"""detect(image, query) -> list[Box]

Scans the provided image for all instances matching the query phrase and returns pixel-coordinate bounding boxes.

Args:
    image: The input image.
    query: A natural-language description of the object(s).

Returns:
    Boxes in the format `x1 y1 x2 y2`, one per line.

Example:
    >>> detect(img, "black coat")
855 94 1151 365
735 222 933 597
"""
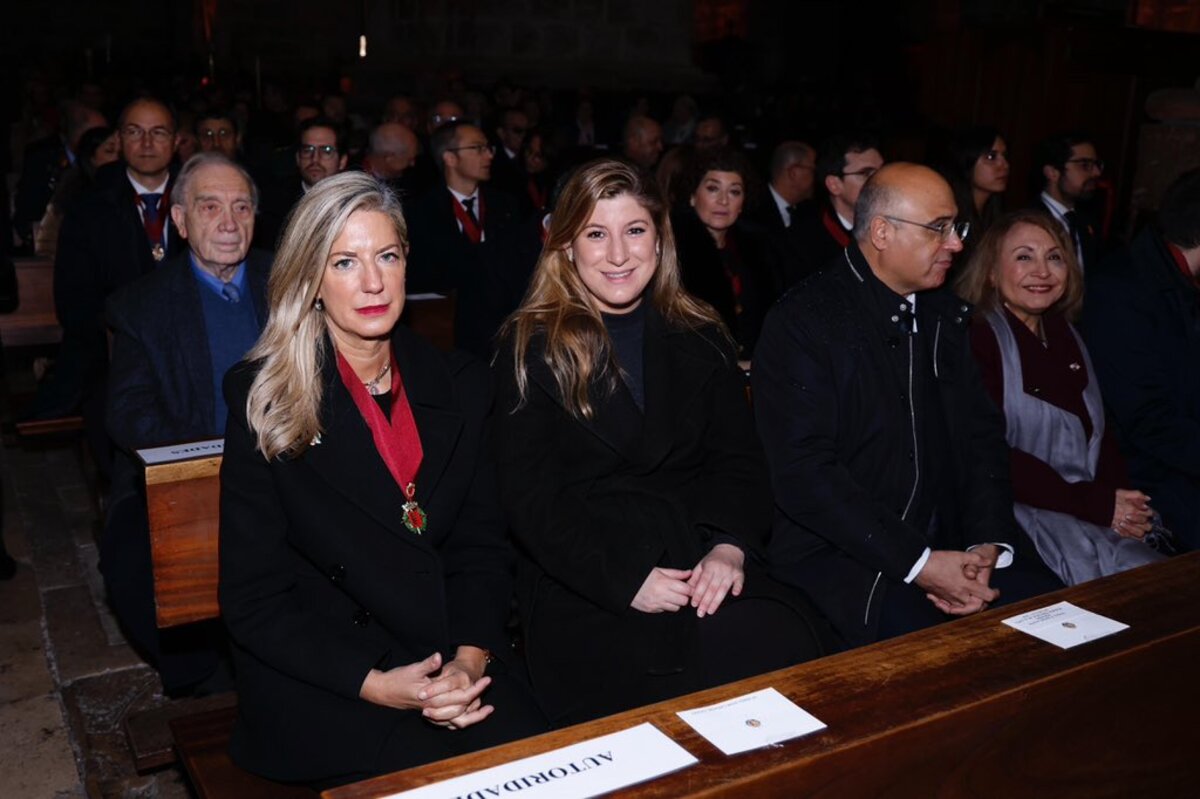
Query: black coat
405 183 528 357
219 326 518 781
753 244 1020 646
55 161 181 346
1081 229 1200 550
105 250 271 507
491 309 805 723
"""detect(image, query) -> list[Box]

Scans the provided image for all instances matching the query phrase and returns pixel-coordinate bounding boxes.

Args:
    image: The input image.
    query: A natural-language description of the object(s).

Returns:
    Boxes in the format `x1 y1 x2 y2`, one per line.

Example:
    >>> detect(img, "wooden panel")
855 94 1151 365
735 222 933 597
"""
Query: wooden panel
0 257 61 347
326 553 1200 799
146 455 223 628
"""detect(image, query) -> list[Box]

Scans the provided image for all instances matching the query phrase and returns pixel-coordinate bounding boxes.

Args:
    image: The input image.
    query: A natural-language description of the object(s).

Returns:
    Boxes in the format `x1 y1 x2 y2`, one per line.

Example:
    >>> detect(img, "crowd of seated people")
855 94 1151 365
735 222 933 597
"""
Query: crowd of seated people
2 72 1197 789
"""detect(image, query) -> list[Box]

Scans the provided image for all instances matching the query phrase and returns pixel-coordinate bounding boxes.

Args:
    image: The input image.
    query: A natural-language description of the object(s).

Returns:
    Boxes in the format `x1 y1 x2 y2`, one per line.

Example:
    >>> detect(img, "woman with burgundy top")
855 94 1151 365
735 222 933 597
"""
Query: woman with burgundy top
955 209 1165 585
218 172 543 788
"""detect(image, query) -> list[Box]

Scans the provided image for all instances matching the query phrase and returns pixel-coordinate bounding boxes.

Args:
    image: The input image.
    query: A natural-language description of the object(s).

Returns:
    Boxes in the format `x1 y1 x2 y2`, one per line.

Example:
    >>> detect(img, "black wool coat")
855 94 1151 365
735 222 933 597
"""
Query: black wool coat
491 308 794 724
219 326 516 782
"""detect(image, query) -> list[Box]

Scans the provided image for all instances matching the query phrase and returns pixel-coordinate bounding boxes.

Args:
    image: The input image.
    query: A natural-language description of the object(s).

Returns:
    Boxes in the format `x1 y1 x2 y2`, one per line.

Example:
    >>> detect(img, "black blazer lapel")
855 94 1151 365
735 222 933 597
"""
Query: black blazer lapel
393 327 462 507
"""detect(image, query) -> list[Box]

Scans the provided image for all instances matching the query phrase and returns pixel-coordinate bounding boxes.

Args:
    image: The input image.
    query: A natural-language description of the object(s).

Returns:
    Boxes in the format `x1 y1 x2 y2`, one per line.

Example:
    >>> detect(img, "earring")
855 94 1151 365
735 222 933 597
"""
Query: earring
314 298 325 311
566 250 575 263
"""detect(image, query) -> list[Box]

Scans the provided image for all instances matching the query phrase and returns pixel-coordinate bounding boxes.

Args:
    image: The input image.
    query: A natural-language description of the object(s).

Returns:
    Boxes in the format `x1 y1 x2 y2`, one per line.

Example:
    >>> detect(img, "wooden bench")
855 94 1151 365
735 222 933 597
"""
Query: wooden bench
142 451 317 798
325 553 1200 799
0 257 62 348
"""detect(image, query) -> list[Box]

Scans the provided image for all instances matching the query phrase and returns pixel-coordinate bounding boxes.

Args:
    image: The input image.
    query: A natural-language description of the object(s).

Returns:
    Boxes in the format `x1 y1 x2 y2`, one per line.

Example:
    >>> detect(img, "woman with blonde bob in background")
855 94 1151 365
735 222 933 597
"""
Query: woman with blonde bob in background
492 159 826 727
219 172 544 789
956 209 1166 586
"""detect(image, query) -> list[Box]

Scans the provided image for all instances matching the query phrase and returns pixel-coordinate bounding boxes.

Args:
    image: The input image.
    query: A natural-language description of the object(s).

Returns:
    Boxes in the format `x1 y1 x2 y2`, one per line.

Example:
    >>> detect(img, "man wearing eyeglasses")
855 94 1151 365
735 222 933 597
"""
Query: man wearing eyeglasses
256 116 347 249
195 111 241 161
754 163 1061 648
45 98 182 466
784 133 884 288
407 120 523 356
1034 132 1103 271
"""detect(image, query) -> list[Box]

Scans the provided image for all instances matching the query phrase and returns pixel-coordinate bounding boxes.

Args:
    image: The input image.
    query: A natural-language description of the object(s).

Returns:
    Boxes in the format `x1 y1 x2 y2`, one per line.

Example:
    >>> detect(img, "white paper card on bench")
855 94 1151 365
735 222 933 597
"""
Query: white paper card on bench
136 438 224 466
1002 600 1129 649
676 687 826 756
381 723 697 799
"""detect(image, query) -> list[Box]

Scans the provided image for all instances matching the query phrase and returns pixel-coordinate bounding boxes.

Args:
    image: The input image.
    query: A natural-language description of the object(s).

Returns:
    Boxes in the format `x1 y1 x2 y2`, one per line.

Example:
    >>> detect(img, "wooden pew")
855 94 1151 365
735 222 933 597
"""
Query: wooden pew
0 257 62 348
142 450 317 798
325 552 1200 799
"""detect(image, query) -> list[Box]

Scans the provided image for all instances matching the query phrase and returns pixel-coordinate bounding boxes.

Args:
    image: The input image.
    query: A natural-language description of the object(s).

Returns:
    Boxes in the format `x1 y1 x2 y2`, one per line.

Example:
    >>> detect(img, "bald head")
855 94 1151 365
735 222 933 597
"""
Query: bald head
623 116 663 171
855 163 963 295
368 122 419 179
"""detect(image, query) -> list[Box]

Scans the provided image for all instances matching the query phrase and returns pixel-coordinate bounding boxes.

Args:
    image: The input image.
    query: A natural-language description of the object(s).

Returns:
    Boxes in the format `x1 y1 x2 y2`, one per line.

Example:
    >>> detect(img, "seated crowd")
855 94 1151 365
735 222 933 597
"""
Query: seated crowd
5 77 1198 789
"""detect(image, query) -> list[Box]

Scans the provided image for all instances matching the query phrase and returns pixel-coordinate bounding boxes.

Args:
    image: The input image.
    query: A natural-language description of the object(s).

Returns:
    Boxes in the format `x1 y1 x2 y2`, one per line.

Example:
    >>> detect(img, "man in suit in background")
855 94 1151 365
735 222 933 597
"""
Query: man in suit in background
1034 132 1103 272
102 152 271 696
745 140 817 293
406 120 524 356
41 97 181 469
786 133 884 287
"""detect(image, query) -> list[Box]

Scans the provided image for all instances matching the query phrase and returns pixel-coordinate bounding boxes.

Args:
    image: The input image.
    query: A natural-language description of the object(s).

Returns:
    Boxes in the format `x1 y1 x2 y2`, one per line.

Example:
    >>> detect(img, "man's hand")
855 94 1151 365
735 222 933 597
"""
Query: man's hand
915 549 999 616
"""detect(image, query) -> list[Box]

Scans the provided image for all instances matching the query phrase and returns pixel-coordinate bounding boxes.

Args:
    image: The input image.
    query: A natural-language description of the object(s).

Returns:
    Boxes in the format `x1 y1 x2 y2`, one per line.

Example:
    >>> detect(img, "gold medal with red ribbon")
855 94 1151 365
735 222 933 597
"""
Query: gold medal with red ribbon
336 349 427 534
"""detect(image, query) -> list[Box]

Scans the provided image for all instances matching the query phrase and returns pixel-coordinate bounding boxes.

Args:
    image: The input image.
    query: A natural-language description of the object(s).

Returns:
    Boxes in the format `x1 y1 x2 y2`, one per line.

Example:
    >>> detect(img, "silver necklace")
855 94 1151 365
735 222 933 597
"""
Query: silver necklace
364 361 392 395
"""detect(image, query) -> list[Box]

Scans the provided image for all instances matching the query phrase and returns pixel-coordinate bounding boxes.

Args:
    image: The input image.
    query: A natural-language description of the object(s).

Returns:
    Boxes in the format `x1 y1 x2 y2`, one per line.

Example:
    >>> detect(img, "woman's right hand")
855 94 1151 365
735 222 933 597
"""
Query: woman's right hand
1112 489 1153 539
631 567 693 613
359 652 446 711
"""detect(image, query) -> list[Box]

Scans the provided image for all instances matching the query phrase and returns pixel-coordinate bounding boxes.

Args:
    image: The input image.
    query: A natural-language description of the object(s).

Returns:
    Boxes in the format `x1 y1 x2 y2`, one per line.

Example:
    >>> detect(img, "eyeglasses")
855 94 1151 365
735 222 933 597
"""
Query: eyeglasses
1064 157 1104 173
448 143 496 156
841 166 879 180
200 128 235 140
884 215 970 243
122 125 174 143
299 144 339 159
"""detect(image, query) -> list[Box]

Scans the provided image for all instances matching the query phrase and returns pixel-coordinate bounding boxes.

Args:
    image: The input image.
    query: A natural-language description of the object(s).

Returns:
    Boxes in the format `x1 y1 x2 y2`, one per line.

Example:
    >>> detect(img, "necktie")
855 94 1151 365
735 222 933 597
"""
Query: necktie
461 197 479 228
140 193 162 225
1064 210 1084 265
786 204 801 228
221 282 240 303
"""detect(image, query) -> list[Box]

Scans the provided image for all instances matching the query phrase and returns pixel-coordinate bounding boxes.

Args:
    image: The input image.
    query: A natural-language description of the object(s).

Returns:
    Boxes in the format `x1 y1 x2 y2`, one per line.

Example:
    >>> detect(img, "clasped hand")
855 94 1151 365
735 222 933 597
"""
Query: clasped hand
916 545 1001 617
1112 489 1153 539
359 649 493 730
630 543 745 618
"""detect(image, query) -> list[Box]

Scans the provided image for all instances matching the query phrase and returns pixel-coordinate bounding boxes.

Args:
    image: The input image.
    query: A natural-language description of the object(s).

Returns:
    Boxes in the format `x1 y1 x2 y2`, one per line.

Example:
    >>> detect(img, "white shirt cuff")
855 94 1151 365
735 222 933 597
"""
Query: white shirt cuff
968 542 1014 569
904 547 932 584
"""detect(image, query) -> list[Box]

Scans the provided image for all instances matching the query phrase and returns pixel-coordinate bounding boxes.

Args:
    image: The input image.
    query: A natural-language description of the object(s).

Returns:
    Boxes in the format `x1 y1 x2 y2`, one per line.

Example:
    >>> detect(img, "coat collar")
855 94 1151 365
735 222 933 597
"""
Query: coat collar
300 326 462 546
527 305 723 463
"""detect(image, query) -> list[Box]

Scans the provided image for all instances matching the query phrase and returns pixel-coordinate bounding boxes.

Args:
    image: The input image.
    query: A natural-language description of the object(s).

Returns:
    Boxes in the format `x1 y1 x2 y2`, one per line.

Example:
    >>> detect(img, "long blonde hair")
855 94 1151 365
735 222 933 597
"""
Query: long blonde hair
246 172 408 459
500 158 721 419
954 208 1084 322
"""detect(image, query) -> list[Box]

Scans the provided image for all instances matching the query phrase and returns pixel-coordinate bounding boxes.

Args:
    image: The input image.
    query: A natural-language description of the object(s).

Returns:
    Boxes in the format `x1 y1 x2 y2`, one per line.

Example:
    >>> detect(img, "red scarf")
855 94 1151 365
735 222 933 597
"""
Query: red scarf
335 349 424 501
1167 242 1200 291
821 206 851 248
450 192 485 244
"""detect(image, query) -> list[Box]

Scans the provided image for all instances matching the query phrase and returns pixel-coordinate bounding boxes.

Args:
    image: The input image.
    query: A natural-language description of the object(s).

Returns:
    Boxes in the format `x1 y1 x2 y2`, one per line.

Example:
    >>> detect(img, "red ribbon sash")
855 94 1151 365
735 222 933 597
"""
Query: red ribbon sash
450 192 485 244
335 349 424 498
821 206 851 248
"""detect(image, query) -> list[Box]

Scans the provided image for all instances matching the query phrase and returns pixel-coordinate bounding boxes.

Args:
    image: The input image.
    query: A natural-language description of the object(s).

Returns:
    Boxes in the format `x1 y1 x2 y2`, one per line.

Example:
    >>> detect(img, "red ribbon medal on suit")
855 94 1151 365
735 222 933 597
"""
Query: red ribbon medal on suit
335 349 427 534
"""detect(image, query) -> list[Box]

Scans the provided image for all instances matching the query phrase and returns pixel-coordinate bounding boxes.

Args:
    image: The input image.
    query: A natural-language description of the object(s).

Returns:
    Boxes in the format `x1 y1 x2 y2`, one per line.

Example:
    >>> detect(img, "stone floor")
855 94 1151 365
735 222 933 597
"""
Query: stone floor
0 439 192 798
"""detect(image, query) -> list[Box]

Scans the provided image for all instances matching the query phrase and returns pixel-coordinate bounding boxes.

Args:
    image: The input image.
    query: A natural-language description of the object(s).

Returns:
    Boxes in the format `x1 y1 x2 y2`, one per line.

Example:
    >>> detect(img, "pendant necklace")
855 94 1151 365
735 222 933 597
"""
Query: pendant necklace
364 361 392 395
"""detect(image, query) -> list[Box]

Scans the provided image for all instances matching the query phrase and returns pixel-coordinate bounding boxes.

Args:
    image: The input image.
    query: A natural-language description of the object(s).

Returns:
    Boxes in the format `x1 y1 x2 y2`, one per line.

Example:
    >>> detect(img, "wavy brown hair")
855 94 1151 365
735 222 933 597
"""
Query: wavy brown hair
955 208 1084 322
245 172 408 459
500 158 721 419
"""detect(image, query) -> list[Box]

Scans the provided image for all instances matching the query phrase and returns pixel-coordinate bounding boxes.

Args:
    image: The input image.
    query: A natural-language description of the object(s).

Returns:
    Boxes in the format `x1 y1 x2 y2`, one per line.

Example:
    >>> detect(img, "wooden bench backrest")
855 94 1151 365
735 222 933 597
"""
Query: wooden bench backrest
0 257 62 347
145 455 223 628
